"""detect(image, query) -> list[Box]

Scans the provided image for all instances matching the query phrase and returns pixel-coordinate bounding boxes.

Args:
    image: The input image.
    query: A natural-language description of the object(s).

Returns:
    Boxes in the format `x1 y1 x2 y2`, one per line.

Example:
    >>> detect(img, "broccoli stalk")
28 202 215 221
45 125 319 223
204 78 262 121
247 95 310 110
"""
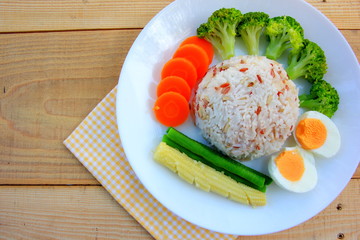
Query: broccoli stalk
299 79 340 118
197 8 242 60
236 12 269 55
286 39 327 82
265 16 304 60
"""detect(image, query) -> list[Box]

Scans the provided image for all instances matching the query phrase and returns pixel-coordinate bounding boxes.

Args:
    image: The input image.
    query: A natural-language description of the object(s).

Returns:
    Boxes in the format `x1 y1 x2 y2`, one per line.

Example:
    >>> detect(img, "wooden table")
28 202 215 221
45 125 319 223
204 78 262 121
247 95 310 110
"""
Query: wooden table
1 0 359 239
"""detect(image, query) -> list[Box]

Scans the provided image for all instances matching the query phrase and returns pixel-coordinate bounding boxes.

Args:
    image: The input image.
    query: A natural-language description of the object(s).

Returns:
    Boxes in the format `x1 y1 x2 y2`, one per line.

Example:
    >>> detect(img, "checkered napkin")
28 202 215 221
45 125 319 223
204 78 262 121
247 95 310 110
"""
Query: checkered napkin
63 86 237 240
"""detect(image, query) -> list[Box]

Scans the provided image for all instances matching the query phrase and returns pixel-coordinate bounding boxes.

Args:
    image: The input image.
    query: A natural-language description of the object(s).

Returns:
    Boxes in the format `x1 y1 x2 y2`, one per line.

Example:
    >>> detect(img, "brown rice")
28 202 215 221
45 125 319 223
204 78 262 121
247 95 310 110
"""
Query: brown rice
192 55 299 161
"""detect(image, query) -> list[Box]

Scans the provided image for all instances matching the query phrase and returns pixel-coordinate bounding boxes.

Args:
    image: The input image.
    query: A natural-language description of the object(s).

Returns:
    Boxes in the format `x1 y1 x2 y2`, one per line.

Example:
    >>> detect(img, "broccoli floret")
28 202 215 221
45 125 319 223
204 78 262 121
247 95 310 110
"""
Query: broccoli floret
236 12 269 55
197 8 242 60
286 39 327 82
299 79 340 118
265 16 304 60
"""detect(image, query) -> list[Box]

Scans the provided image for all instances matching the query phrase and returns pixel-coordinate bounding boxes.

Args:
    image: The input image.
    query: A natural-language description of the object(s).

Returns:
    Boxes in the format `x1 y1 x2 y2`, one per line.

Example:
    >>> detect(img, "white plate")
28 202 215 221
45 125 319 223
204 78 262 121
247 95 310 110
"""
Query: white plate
116 0 360 235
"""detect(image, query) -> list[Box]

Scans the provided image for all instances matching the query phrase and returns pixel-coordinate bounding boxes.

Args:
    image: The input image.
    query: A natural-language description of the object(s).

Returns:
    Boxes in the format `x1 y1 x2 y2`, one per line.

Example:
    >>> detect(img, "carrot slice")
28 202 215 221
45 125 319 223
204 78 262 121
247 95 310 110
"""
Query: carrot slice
157 76 191 101
153 92 189 127
161 58 197 88
180 36 214 65
173 44 209 80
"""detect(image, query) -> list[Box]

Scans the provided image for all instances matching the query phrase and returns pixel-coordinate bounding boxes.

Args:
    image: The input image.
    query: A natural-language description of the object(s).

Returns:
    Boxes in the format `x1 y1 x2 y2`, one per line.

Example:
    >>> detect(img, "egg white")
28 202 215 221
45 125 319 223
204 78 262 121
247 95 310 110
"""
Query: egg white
294 111 341 158
268 146 317 193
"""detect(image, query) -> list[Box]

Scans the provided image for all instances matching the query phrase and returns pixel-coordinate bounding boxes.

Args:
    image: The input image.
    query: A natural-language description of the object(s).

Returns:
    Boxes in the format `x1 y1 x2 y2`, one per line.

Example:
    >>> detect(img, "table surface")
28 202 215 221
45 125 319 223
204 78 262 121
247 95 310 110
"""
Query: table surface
1 0 359 239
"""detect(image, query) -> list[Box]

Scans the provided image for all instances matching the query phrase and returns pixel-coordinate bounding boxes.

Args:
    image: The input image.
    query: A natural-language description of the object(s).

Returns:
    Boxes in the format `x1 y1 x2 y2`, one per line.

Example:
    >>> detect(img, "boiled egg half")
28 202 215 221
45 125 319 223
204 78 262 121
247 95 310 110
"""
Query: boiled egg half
294 111 341 158
268 146 317 193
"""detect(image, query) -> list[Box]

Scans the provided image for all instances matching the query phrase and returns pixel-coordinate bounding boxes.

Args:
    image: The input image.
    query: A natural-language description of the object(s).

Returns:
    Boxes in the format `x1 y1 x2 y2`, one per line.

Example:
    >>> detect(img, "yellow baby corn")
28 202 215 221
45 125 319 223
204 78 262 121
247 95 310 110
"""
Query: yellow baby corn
154 142 266 206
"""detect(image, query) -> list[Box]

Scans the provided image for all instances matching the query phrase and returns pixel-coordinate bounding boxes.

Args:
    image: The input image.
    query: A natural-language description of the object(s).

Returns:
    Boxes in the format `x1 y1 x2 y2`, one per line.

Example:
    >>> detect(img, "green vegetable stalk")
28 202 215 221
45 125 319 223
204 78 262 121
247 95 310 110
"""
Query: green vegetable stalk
164 127 273 188
265 16 304 60
299 79 340 118
286 39 327 82
197 8 243 60
236 12 269 56
162 135 267 192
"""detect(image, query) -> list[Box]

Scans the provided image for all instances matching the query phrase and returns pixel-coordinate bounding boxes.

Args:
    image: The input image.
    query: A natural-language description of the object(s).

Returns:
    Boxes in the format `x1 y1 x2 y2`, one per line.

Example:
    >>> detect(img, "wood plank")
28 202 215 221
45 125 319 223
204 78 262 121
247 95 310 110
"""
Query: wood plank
0 29 140 185
306 0 360 29
0 29 359 185
0 0 359 32
0 180 359 239
0 0 174 32
0 186 153 240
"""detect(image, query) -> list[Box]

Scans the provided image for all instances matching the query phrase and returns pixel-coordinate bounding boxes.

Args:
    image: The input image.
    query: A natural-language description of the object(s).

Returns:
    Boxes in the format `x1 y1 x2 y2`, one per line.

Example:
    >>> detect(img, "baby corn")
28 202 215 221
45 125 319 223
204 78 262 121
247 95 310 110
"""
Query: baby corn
154 142 266 206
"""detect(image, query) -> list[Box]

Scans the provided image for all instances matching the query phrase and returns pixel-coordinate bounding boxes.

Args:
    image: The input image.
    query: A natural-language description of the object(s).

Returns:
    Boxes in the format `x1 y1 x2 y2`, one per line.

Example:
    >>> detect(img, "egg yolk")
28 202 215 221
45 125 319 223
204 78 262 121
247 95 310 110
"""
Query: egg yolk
275 149 305 182
296 118 327 150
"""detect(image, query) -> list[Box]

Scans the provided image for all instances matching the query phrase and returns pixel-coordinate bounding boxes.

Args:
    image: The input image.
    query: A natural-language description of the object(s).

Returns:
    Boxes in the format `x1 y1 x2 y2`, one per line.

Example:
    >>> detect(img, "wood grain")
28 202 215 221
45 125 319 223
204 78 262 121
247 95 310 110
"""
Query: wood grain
0 186 154 240
0 0 359 33
0 181 359 239
0 0 174 32
306 0 360 29
0 30 140 185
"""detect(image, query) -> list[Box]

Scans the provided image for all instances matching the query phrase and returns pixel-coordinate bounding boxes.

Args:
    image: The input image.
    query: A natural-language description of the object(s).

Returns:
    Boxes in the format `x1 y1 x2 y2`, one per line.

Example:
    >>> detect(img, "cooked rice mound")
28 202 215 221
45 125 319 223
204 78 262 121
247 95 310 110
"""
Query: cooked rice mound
192 55 299 161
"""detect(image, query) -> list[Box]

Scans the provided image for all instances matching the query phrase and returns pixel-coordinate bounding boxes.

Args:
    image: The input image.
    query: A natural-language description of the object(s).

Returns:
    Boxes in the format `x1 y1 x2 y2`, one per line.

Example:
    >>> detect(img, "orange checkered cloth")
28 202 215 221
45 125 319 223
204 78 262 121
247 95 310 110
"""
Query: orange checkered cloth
63 86 236 240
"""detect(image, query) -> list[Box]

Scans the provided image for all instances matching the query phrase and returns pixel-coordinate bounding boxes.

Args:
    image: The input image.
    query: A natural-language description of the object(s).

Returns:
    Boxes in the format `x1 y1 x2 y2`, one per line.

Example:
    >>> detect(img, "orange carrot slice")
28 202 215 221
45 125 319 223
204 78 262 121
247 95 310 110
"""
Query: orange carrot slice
173 44 209 80
180 36 214 65
157 76 191 101
153 92 189 127
161 58 197 88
